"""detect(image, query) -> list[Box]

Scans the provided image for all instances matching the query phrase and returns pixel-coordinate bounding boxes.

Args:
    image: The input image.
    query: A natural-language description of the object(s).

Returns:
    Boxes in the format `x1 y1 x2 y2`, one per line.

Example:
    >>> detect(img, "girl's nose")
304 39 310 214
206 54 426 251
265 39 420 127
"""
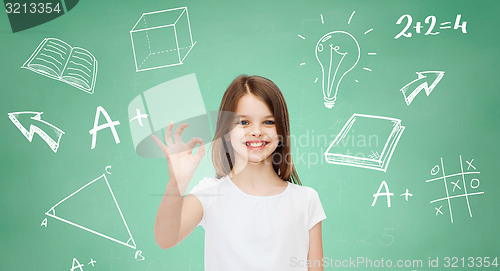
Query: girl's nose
250 125 263 137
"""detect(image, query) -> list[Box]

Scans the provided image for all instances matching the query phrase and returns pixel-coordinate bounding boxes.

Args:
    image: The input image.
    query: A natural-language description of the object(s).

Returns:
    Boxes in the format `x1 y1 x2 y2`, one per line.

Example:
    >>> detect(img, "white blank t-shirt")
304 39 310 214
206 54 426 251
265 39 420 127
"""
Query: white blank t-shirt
188 176 326 271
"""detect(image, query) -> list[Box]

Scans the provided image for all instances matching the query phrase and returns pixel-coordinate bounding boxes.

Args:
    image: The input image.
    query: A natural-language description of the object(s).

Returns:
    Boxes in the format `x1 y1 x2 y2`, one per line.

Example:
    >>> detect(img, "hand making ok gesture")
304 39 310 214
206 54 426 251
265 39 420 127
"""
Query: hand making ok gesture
152 122 205 194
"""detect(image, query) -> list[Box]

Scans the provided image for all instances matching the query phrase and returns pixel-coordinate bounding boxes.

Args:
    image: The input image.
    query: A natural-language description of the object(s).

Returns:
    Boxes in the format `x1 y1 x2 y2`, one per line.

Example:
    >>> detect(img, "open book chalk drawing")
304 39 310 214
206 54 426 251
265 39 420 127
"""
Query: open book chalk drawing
22 38 98 94
324 113 405 172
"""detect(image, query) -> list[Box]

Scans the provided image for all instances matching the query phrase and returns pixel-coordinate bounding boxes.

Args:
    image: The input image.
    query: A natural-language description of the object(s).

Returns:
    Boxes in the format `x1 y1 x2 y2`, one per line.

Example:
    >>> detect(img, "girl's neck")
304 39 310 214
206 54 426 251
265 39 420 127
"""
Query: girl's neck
229 158 285 189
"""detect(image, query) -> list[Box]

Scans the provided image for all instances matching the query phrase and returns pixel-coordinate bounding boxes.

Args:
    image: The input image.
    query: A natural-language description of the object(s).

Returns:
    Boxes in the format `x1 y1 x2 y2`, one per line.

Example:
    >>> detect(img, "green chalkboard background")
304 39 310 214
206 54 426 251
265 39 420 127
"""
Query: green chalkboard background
1 0 499 270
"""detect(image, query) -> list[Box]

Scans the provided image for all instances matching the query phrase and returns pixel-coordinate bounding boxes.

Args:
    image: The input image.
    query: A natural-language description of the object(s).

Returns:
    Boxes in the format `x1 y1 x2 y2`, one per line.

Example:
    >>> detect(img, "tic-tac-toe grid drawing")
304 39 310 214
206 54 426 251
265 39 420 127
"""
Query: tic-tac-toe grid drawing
425 156 484 223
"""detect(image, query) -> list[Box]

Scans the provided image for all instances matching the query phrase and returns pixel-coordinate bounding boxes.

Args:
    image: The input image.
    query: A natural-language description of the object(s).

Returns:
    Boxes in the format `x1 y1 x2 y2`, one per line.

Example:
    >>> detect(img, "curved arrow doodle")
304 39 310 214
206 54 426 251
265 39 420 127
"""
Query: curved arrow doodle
8 111 65 153
400 71 445 105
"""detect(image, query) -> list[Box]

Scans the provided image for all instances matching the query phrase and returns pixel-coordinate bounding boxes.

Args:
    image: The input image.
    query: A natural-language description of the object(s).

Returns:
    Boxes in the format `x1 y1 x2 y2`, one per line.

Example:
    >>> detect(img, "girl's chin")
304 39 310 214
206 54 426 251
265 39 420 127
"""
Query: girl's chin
247 158 269 164
233 147 276 164
235 155 272 165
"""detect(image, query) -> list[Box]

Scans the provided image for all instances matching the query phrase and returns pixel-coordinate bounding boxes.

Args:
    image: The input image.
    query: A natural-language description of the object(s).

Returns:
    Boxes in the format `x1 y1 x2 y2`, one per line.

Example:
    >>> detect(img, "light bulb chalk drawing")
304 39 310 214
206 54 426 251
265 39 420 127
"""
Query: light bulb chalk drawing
297 12 376 106
315 31 360 109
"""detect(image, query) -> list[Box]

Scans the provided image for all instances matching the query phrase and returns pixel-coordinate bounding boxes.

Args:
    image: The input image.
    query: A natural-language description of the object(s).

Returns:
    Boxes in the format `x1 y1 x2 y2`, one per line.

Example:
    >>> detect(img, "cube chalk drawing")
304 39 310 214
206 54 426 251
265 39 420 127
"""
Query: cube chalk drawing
130 7 196 72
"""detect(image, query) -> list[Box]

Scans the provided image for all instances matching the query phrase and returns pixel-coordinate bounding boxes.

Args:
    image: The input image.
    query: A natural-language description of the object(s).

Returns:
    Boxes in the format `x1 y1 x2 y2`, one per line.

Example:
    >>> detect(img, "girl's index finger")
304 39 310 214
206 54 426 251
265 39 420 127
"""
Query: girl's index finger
173 123 189 144
151 135 168 154
194 141 205 162
185 137 203 149
164 122 174 145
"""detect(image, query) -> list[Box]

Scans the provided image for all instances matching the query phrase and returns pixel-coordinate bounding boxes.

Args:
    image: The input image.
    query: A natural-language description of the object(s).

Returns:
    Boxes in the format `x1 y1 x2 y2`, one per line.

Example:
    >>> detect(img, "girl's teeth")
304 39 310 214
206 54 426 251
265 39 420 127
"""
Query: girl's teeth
247 142 266 147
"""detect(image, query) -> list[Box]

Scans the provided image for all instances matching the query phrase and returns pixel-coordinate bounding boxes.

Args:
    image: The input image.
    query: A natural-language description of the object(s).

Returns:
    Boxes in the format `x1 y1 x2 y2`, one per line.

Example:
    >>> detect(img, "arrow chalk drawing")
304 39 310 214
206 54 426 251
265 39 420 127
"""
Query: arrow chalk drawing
400 71 444 105
8 111 65 153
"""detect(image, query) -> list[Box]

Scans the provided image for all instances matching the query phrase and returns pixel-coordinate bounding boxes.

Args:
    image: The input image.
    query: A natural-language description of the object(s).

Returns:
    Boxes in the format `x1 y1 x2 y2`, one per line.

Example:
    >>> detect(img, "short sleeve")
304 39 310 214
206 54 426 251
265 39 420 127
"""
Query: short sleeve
308 189 327 230
187 177 218 227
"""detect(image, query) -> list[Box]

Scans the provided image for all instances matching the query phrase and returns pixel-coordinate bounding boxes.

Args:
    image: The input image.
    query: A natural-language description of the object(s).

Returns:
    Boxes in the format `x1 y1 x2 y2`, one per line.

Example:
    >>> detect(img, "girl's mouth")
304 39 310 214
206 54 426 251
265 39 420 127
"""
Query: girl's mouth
244 141 269 150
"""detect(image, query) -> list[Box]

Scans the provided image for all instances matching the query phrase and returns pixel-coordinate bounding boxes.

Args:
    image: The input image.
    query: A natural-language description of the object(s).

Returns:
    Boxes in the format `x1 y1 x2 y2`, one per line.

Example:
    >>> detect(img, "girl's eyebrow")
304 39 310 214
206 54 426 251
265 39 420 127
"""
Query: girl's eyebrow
238 114 274 118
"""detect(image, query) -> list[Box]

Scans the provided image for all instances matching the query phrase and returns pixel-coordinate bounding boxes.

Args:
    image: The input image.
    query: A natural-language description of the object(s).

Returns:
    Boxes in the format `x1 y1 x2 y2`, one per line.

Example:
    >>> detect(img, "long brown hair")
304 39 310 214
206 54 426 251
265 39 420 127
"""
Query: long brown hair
211 75 301 185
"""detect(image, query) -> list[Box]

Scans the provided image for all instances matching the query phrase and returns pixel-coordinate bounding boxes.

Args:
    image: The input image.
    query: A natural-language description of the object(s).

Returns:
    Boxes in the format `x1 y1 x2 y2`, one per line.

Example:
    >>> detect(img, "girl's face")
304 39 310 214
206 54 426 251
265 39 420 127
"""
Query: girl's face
229 94 280 165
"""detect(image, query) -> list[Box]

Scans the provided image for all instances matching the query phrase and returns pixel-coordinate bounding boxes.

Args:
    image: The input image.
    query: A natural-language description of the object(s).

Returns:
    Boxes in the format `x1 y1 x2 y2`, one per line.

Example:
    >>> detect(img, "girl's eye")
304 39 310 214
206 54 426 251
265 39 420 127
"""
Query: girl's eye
264 120 275 125
238 120 249 125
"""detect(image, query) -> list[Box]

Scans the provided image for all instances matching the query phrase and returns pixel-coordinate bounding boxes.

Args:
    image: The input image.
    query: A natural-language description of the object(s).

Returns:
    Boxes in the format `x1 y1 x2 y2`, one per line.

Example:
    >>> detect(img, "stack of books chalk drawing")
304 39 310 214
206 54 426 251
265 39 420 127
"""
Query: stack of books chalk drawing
324 113 405 172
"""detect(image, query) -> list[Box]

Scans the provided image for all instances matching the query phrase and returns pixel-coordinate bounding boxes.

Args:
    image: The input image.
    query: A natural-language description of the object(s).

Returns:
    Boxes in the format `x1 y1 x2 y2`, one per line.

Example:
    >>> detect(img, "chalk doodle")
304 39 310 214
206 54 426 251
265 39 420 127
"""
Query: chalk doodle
8 111 64 153
22 38 97 94
400 189 413 201
371 181 413 207
135 250 145 261
70 258 84 271
395 14 467 39
45 167 137 249
425 156 484 223
89 106 121 150
298 11 376 108
400 71 444 105
129 109 149 127
324 114 405 172
69 257 96 271
315 30 360 108
130 7 196 72
372 181 394 207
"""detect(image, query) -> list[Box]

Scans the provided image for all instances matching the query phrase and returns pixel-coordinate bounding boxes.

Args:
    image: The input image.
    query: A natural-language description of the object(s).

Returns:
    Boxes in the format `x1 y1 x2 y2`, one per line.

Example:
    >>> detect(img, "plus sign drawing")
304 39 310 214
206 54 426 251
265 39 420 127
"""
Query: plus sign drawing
425 156 484 223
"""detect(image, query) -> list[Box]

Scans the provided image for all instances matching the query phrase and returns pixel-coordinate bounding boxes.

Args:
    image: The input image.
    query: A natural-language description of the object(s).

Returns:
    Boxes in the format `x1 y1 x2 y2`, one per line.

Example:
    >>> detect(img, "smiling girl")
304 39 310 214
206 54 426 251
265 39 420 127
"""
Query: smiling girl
153 75 326 271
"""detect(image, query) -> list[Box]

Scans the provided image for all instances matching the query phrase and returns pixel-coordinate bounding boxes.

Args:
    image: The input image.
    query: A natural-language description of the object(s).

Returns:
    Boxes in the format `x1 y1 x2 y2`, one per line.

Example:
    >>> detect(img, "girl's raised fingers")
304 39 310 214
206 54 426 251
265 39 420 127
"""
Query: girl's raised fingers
194 142 205 161
164 122 174 145
173 123 189 144
185 137 203 149
151 135 168 154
